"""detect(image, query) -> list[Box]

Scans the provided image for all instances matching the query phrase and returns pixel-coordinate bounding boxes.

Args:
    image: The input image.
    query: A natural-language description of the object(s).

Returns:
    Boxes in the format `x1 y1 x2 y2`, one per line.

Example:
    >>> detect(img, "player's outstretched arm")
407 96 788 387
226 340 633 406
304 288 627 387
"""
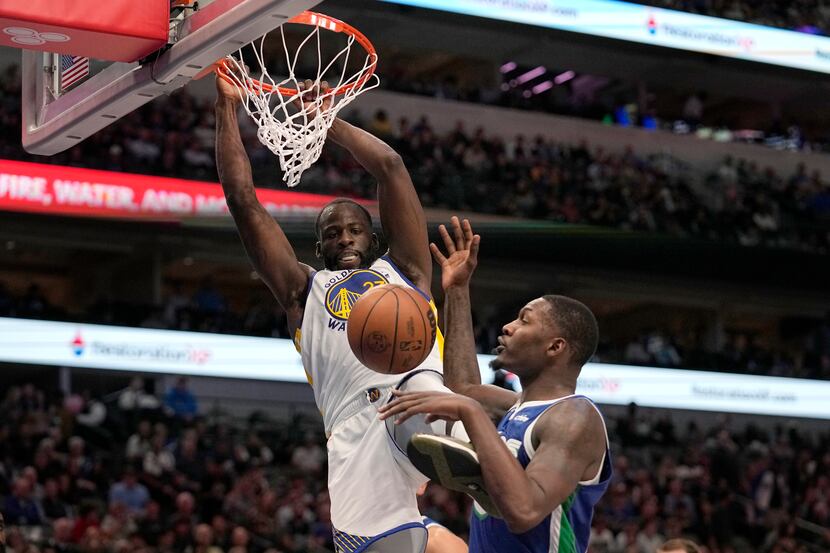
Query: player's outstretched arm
215 76 310 333
380 392 605 535
431 217 517 415
327 118 431 292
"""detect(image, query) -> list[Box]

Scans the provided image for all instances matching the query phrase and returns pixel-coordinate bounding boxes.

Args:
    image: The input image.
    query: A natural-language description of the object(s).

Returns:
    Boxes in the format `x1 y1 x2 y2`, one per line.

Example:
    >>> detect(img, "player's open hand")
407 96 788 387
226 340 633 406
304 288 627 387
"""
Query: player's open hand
378 389 479 425
430 216 480 291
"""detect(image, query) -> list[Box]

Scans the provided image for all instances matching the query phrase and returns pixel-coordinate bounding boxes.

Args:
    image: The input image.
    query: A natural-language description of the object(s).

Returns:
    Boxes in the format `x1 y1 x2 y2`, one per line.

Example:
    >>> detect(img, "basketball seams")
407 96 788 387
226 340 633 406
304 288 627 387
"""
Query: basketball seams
400 286 430 364
347 283 435 374
387 290 401 374
356 287 393 365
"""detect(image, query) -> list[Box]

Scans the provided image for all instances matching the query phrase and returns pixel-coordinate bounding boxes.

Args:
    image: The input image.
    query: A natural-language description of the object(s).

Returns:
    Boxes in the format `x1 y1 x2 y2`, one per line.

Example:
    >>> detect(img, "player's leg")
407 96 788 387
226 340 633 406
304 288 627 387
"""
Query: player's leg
362 526 428 553
329 406 429 553
384 370 498 515
424 517 468 553
385 370 470 448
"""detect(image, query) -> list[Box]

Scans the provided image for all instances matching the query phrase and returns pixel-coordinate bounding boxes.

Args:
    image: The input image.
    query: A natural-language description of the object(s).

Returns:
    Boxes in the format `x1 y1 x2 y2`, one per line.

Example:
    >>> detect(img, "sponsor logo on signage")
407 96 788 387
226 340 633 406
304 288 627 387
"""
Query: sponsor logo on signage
577 377 621 393
71 332 85 356
3 27 70 46
68 329 212 365
658 23 754 51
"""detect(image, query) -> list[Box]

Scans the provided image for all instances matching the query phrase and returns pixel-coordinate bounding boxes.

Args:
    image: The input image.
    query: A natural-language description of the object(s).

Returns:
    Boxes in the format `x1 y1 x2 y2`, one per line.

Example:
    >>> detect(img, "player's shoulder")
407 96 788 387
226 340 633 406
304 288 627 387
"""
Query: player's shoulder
534 396 605 446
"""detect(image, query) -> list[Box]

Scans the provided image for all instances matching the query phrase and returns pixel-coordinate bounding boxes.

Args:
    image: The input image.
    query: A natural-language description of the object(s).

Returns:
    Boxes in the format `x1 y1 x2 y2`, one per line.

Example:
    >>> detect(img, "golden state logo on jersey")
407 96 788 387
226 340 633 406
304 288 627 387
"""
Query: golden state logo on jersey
324 269 389 330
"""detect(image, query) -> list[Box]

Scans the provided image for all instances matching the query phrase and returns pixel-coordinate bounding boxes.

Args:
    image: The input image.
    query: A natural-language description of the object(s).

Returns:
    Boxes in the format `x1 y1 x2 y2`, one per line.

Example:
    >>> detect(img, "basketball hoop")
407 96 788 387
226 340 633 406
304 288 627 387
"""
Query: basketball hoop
216 11 379 188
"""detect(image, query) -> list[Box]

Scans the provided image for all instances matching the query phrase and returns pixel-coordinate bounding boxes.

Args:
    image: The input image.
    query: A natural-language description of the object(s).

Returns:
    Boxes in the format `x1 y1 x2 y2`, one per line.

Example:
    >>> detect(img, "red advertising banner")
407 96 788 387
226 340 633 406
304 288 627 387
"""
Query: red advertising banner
0 159 350 221
1 0 168 62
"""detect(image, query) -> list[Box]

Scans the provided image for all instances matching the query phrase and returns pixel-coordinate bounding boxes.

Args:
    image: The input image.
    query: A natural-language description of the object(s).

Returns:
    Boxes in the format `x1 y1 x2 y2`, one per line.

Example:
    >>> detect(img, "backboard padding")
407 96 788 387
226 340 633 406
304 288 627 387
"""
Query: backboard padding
21 0 321 155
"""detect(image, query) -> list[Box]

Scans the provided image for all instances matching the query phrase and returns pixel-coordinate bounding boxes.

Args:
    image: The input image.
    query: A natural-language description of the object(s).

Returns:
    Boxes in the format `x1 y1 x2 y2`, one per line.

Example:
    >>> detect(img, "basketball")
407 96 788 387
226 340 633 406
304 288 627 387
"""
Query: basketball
347 284 437 375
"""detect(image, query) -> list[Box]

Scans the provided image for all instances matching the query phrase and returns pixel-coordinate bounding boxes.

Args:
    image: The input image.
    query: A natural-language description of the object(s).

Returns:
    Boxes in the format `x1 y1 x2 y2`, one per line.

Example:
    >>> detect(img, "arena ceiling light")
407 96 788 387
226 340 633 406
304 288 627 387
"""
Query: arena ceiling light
531 80 554 95
554 70 576 85
515 65 547 85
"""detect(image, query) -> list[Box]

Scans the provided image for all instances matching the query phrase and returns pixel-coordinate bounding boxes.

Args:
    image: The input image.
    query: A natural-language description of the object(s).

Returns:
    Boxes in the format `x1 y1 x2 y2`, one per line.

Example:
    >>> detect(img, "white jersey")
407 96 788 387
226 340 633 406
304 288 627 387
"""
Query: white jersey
297 254 442 434
296 255 445 536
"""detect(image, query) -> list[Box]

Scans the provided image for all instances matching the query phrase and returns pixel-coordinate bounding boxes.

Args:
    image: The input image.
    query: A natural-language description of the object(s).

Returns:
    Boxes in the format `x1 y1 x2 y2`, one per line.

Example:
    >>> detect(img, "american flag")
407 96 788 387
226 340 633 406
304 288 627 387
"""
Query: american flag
60 54 89 91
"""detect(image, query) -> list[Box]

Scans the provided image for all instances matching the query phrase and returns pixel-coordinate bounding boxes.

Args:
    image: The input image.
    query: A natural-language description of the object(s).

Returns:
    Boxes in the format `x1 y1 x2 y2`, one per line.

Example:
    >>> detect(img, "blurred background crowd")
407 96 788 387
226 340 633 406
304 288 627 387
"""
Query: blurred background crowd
0 381 827 553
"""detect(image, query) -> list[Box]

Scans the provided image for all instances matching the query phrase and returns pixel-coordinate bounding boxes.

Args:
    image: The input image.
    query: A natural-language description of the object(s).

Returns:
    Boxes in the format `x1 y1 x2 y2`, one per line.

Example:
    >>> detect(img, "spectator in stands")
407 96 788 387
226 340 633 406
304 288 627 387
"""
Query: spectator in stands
70 502 101 544
108 467 150 516
164 377 199 421
210 514 232 552
681 92 705 129
811 311 830 378
368 109 392 137
125 419 154 462
118 378 160 419
47 517 76 553
289 433 324 476
41 478 71 521
624 334 651 365
658 538 701 553
141 308 168 329
228 526 250 553
74 391 110 447
100 500 136 542
163 281 191 327
3 476 41 526
192 277 225 315
0 281 13 316
1 376 829 552
142 430 176 486
588 515 614 552
185 523 223 553
19 283 49 318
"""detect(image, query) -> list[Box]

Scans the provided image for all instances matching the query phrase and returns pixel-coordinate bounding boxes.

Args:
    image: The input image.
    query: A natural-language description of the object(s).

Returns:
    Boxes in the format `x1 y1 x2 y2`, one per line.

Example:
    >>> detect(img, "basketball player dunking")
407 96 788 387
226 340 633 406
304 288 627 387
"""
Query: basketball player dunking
380 218 612 553
215 78 479 552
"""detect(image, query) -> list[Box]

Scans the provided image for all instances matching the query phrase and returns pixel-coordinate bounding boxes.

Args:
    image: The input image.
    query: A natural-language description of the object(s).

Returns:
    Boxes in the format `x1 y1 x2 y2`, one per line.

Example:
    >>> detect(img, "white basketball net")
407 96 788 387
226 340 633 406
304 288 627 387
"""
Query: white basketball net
222 18 379 188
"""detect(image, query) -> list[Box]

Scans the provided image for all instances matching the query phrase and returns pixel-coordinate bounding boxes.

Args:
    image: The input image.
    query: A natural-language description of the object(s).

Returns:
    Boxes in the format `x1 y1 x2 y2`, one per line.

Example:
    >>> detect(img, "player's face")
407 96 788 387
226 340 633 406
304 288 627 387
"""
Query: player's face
491 298 558 377
316 205 378 270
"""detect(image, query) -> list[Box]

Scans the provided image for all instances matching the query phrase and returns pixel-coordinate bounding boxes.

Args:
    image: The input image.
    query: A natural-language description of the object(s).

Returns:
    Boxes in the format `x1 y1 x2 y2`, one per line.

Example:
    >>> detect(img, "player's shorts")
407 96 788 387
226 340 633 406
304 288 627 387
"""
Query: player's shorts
333 522 428 553
422 516 443 528
327 370 465 540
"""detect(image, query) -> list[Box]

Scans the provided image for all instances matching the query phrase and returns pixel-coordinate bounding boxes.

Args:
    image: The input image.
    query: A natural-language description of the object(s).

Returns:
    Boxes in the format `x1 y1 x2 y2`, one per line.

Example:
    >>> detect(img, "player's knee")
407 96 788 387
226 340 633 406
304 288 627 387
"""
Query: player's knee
385 370 468 453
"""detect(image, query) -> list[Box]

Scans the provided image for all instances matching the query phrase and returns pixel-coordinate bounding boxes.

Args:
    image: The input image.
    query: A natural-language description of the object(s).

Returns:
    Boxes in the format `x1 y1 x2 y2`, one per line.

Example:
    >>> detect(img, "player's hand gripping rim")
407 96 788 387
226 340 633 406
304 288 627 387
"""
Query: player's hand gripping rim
293 79 334 121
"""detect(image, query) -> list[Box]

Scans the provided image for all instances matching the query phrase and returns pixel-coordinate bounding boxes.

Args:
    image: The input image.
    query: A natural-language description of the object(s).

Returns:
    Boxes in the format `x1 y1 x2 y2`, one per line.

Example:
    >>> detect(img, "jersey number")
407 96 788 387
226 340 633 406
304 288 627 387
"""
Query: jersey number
362 280 386 290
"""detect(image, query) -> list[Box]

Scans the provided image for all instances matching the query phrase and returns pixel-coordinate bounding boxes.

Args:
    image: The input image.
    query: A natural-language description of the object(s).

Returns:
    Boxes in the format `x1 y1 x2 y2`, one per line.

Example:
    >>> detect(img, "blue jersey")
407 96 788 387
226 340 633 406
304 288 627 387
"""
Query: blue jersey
469 395 611 553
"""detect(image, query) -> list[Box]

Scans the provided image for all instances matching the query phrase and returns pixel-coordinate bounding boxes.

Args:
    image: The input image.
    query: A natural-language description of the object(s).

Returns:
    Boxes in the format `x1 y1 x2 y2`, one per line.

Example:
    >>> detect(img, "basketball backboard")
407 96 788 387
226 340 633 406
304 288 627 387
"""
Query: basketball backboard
20 0 321 155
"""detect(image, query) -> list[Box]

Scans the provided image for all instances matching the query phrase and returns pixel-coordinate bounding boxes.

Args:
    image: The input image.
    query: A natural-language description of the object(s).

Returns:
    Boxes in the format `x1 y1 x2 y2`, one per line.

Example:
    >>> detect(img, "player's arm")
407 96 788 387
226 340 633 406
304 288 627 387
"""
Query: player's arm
426 525 468 553
470 398 605 533
327 118 432 292
380 393 605 534
431 218 517 415
215 76 310 333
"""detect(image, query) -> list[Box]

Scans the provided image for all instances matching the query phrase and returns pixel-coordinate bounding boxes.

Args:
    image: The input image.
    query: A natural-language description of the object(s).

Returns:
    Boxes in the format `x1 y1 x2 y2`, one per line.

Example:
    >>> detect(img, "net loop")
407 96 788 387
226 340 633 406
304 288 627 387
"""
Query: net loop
216 11 379 188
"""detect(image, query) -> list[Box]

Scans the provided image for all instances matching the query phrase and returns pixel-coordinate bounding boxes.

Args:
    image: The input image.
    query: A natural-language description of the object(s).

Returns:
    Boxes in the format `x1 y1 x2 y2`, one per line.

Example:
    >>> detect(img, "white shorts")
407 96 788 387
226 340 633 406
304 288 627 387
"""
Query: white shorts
326 370 465 537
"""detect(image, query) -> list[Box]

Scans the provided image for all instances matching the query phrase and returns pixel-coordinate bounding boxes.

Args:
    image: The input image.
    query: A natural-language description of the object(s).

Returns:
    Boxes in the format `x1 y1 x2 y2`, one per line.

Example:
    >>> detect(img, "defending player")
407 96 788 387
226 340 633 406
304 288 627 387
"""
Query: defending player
215 78 478 552
380 217 612 553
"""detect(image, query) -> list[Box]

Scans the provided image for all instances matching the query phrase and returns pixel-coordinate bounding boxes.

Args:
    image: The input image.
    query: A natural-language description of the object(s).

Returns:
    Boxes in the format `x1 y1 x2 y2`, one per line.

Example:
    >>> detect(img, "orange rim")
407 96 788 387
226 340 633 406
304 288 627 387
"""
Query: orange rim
215 10 377 97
